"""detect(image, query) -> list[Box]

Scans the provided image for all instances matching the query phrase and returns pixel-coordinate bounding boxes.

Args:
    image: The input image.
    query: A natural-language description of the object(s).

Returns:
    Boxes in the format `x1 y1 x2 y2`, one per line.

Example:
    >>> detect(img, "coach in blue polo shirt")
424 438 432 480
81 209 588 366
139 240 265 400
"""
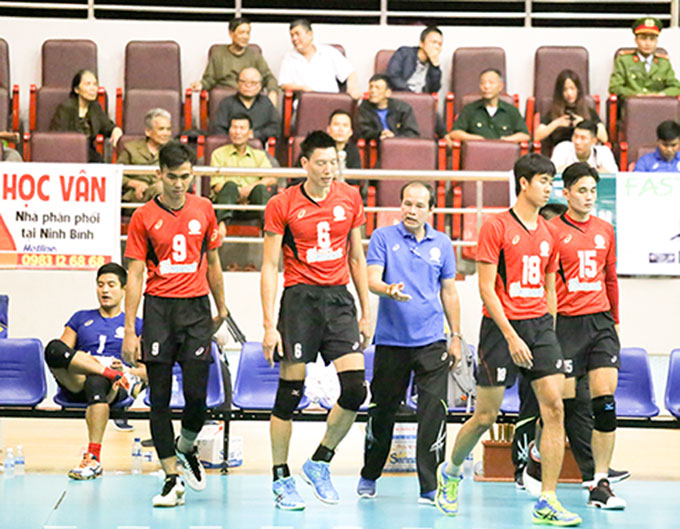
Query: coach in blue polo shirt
357 181 463 505
634 120 680 172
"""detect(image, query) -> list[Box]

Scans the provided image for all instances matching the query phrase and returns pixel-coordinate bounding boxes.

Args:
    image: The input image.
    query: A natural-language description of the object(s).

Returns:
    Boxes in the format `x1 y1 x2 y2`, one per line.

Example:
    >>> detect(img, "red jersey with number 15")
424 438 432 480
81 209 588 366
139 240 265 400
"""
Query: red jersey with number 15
125 194 221 298
264 181 365 287
550 213 619 323
476 210 558 320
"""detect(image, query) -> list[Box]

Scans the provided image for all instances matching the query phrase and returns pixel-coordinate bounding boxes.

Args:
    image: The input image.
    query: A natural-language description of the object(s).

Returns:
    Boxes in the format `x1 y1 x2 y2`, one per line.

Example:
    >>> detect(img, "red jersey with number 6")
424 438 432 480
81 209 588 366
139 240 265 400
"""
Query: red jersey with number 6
549 213 619 323
125 195 221 297
264 181 365 287
476 210 558 320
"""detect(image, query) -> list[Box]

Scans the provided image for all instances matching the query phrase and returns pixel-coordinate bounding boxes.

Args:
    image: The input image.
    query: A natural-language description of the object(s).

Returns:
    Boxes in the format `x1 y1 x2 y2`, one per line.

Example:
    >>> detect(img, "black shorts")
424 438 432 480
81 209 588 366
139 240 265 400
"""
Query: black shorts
142 294 213 364
276 284 362 365
556 311 620 378
476 314 565 387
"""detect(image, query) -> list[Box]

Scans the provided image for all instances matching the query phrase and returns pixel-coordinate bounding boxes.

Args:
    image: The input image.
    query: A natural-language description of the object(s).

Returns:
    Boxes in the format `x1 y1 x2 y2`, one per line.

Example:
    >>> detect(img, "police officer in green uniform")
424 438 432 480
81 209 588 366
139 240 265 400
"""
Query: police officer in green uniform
446 68 529 145
609 17 680 98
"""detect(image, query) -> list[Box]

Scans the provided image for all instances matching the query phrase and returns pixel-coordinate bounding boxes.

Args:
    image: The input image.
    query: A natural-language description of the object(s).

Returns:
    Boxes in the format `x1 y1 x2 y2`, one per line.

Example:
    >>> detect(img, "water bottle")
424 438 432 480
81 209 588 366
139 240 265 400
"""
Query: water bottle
14 445 25 476
463 453 474 480
131 438 143 474
3 447 14 479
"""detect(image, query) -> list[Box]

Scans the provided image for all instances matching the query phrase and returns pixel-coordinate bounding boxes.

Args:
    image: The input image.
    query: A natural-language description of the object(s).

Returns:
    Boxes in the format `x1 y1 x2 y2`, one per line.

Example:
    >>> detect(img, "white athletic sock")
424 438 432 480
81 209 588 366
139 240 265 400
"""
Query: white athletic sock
445 462 462 477
594 472 608 485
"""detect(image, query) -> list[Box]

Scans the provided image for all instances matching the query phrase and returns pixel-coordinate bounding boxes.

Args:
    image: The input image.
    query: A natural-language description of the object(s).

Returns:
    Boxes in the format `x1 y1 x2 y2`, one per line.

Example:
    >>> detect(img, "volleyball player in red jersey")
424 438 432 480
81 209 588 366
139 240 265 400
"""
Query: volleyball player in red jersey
436 154 582 526
261 131 371 510
549 162 625 510
122 141 228 507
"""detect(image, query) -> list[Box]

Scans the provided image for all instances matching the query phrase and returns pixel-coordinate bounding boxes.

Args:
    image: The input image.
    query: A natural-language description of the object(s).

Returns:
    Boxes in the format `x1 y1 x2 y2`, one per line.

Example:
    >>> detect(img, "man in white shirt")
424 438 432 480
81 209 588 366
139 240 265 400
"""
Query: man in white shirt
551 121 619 174
278 18 361 99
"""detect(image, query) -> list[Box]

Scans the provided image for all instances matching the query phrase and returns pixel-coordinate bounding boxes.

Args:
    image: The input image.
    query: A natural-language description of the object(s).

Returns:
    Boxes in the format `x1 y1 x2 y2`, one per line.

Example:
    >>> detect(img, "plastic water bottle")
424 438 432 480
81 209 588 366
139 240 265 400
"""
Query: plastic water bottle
14 445 25 476
131 438 143 474
3 447 14 479
463 453 474 479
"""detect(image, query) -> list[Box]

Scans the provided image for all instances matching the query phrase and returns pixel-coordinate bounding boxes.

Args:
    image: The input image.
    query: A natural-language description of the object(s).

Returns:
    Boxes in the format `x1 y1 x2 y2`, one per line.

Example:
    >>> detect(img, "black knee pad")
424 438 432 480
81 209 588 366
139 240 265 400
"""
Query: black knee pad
337 370 367 412
272 379 305 420
44 339 75 369
592 395 617 432
84 374 113 406
563 398 577 420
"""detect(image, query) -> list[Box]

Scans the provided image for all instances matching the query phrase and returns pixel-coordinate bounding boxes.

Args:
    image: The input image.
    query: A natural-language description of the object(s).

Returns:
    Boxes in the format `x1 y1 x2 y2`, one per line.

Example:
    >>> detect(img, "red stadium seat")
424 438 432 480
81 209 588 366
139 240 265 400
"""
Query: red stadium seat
42 39 97 87
374 49 395 74
25 132 89 163
390 91 439 140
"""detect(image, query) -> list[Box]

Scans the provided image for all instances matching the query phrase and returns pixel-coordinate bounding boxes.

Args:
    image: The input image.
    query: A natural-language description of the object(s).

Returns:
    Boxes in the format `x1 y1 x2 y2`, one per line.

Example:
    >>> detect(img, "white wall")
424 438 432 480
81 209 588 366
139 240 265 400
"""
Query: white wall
4 17 680 124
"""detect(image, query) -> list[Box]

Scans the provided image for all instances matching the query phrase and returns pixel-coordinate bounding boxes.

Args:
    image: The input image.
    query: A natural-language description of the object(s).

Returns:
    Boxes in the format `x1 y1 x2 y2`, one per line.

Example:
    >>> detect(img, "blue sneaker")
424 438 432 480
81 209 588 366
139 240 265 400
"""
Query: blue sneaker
435 462 461 516
418 490 436 506
301 458 339 504
532 493 582 526
357 477 377 499
272 476 305 511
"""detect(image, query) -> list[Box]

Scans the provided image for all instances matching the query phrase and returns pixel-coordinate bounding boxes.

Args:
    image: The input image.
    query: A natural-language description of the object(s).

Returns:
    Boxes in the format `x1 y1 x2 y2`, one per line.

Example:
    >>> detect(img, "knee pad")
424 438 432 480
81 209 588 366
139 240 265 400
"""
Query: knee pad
592 395 617 432
563 398 577 420
272 379 305 421
84 375 112 405
337 370 367 412
44 339 75 369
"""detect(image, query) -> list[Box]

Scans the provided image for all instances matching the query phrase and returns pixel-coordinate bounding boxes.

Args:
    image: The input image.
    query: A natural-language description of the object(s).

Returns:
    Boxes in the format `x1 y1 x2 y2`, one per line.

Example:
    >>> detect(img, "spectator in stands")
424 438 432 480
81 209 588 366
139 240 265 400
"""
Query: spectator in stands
210 67 281 143
386 26 443 94
43 263 144 480
210 114 276 237
357 74 419 141
118 108 172 203
327 109 361 170
551 121 618 174
446 69 529 145
534 69 607 153
279 19 361 100
634 120 680 172
50 70 123 162
609 17 680 99
192 17 279 107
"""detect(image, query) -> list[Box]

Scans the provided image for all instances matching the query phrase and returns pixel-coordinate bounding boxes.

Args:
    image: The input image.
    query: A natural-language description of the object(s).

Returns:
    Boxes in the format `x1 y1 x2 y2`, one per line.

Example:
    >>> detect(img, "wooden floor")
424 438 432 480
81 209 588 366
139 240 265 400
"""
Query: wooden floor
2 417 679 480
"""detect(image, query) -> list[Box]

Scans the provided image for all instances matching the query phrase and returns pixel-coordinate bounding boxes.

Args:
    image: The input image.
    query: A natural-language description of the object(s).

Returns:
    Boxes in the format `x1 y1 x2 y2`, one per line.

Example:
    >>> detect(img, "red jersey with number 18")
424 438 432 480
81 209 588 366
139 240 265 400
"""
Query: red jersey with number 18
476 210 558 320
125 194 221 298
264 181 365 287
549 213 619 323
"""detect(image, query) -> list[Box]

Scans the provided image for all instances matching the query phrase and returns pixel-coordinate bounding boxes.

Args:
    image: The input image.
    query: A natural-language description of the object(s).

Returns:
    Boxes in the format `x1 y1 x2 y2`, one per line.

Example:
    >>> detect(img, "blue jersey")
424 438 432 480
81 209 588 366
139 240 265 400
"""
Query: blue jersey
367 222 456 347
634 148 680 172
65 309 143 361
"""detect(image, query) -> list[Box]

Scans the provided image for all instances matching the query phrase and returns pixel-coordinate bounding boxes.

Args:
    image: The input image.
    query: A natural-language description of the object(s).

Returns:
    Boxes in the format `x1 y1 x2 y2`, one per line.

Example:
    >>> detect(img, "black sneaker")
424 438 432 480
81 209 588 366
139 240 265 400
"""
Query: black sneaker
588 478 626 510
112 418 134 432
582 468 631 488
515 466 525 490
175 437 206 491
522 442 542 498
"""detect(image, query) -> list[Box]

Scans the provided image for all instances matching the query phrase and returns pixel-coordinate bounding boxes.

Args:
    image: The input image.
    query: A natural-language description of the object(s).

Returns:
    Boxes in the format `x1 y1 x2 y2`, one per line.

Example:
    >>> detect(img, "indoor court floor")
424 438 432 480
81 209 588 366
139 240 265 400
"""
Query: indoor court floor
1 474 675 529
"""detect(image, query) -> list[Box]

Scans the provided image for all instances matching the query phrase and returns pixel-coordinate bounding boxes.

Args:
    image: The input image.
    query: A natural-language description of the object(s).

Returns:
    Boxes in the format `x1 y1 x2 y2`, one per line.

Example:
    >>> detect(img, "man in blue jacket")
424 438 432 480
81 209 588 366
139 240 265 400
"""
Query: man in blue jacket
387 26 443 94
634 120 680 172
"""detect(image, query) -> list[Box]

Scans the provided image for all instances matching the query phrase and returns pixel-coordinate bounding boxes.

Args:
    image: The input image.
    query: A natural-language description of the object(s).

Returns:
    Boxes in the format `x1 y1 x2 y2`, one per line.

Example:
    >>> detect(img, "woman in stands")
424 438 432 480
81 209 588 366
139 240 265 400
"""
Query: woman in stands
50 69 123 162
534 69 607 153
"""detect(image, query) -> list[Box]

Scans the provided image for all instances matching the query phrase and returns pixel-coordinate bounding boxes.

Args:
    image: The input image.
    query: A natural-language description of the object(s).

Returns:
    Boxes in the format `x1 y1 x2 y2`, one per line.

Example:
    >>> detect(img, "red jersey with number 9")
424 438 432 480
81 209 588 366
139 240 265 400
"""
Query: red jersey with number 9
476 210 558 320
264 182 365 287
124 194 221 297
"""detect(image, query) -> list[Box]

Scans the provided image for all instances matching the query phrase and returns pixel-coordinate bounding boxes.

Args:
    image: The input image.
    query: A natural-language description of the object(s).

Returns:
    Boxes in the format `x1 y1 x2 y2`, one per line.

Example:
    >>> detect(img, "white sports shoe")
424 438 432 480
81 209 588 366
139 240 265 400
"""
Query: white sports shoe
175 437 207 491
153 475 186 508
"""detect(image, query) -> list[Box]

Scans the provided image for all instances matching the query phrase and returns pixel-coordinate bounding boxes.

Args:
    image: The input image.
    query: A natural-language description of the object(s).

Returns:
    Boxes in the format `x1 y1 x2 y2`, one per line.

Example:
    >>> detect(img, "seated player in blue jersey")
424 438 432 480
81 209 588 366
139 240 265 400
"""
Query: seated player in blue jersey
44 262 144 480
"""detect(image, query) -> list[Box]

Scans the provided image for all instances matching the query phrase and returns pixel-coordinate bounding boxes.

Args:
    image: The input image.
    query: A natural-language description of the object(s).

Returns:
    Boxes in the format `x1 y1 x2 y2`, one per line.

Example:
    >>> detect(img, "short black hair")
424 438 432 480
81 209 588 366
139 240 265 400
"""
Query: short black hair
513 153 556 196
574 120 598 137
300 130 336 160
420 25 442 42
70 69 96 98
400 181 435 209
97 262 127 287
562 162 599 189
328 108 352 125
229 17 250 32
657 120 680 141
369 73 391 89
158 140 196 170
290 18 312 32
480 68 503 81
539 203 568 221
229 113 252 129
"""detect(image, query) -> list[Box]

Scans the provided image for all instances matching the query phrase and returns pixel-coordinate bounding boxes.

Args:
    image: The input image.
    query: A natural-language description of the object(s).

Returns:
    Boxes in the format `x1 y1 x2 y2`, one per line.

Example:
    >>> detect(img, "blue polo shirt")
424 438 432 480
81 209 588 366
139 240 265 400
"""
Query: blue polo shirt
634 148 680 172
367 222 456 347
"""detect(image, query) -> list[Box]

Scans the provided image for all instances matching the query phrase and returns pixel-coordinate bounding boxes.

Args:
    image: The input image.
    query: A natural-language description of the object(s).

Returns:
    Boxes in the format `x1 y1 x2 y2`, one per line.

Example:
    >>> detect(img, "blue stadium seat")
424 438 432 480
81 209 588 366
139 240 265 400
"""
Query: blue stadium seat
0 338 47 406
232 341 310 411
615 347 660 418
318 345 374 411
664 349 680 419
143 342 225 409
